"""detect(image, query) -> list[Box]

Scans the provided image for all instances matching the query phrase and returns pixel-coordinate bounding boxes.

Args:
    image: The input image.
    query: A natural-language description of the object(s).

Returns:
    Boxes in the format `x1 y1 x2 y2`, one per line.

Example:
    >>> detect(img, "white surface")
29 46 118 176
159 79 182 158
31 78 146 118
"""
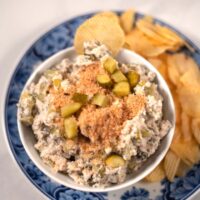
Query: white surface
0 0 200 199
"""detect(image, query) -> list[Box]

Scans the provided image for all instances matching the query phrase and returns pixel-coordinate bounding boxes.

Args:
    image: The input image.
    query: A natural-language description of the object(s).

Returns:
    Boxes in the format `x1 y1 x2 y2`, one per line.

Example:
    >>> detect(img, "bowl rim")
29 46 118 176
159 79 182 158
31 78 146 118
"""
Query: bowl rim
16 46 175 192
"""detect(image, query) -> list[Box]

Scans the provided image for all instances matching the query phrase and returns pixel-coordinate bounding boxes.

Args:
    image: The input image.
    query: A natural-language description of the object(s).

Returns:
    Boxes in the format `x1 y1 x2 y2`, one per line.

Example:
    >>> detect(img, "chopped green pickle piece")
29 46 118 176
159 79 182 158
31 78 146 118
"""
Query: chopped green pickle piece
127 71 140 87
64 117 78 139
145 86 154 95
111 70 127 83
103 57 118 74
92 93 109 107
72 93 88 104
44 69 59 78
97 74 112 87
20 116 33 125
105 155 125 168
53 79 61 88
141 130 150 137
112 81 130 97
61 102 82 117
138 80 146 86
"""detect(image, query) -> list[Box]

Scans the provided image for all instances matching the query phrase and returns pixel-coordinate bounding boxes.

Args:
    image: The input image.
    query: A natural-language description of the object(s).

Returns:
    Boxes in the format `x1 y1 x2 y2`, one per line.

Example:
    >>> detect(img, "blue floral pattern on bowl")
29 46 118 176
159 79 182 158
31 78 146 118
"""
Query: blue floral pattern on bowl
4 12 200 200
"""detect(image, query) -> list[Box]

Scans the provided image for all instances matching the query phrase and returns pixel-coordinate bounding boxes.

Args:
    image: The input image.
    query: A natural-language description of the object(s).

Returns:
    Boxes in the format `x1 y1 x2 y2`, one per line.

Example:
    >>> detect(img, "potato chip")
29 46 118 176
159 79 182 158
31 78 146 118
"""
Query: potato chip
170 135 200 166
181 112 192 141
148 57 163 69
191 118 200 144
178 87 200 118
172 125 182 143
74 15 125 55
155 24 195 52
176 160 190 177
136 18 174 46
125 29 169 57
148 57 169 81
166 54 181 86
180 64 200 88
171 91 181 125
93 11 119 24
155 24 184 45
120 9 135 34
164 150 180 181
145 162 165 182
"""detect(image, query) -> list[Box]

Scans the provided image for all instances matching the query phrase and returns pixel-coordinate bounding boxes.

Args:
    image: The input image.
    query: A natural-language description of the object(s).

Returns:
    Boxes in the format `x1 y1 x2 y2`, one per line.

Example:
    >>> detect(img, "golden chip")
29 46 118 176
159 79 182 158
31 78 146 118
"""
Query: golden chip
191 118 200 144
171 91 182 125
145 162 165 182
125 29 169 57
180 64 200 88
155 24 194 52
166 54 181 86
74 15 125 55
178 87 200 118
181 112 192 141
170 136 200 166
136 18 174 46
120 9 135 34
176 160 190 177
164 150 180 181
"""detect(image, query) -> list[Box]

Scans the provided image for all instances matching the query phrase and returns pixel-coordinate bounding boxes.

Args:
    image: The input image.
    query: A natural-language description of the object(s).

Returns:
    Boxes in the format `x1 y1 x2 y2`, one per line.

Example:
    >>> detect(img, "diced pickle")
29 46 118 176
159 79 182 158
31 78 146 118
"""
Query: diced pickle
105 155 125 168
44 69 59 78
127 71 140 87
53 79 61 88
141 130 150 137
64 117 78 139
92 94 109 107
145 86 154 95
112 82 130 97
138 80 146 86
20 116 33 125
20 91 30 99
72 93 88 104
61 102 82 117
128 161 136 170
111 70 127 83
103 57 118 74
97 74 113 87
136 131 141 140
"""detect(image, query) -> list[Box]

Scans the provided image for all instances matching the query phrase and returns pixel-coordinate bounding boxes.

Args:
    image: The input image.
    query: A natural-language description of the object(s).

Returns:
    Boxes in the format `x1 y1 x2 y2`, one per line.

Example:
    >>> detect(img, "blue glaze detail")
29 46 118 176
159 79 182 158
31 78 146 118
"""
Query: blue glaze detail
120 187 149 200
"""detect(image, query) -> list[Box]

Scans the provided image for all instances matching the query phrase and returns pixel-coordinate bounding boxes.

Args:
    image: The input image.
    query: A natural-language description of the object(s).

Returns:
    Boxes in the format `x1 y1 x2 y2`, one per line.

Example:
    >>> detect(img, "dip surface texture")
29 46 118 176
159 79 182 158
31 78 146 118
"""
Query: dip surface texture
18 42 171 187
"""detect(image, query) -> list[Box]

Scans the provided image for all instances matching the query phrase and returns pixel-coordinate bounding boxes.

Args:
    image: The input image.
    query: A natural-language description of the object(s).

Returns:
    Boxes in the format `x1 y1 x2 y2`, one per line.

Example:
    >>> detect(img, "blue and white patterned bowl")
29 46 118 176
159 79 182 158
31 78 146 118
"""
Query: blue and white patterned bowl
3 12 200 200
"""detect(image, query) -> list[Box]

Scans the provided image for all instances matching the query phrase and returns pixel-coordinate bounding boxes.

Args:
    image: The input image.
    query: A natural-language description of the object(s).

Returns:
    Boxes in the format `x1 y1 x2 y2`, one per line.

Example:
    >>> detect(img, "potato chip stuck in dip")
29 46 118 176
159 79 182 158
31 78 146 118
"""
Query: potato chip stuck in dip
18 41 172 187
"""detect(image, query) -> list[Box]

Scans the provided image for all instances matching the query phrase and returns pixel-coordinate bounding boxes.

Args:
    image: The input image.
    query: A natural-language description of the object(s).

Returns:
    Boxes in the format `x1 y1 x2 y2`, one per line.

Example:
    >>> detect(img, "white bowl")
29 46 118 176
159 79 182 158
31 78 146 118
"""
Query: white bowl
17 47 175 192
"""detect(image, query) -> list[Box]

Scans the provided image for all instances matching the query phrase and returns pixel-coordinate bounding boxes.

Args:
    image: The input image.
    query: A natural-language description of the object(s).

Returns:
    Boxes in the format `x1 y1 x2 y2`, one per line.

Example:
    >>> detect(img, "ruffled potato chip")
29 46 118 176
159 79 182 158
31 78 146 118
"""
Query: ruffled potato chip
137 18 174 46
74 15 125 55
120 9 135 34
145 162 165 182
164 150 180 181
170 135 200 166
176 160 190 177
191 118 200 144
125 29 169 57
155 24 195 52
181 112 192 141
171 91 182 125
178 86 200 118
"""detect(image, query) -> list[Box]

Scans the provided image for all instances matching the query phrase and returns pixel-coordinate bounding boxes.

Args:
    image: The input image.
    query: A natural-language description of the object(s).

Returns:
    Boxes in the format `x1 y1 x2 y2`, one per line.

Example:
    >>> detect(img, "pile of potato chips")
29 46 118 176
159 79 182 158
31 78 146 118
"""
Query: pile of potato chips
74 10 200 182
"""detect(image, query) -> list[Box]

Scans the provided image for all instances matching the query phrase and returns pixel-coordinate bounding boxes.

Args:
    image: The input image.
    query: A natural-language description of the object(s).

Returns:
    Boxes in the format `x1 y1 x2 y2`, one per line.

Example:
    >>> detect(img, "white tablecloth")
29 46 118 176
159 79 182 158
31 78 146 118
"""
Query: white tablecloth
0 0 200 199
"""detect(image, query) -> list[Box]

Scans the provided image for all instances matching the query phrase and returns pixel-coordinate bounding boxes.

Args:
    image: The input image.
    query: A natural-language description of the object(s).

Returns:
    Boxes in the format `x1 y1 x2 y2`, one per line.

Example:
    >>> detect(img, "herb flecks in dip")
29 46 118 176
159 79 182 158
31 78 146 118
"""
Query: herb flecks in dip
18 42 171 187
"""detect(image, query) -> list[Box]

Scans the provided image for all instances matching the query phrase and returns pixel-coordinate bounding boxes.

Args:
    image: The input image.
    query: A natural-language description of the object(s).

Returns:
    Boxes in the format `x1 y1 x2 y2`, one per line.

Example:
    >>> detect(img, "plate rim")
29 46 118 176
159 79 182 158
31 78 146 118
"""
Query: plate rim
2 11 200 200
